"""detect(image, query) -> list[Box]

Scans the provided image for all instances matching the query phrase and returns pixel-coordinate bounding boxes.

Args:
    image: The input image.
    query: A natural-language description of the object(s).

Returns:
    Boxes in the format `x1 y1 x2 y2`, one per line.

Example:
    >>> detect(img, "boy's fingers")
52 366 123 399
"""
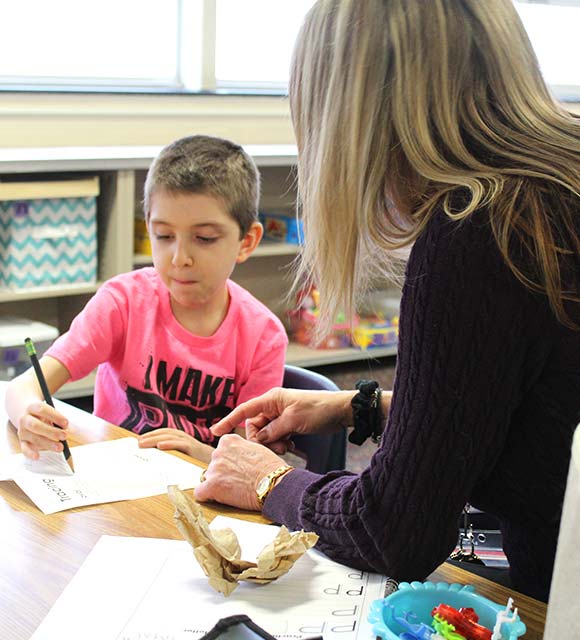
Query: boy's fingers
29 402 69 429
139 430 188 445
140 428 172 437
138 436 170 449
19 418 65 443
47 413 68 429
20 434 63 460
154 439 184 451
155 441 174 450
138 432 162 442
20 442 40 460
21 430 62 449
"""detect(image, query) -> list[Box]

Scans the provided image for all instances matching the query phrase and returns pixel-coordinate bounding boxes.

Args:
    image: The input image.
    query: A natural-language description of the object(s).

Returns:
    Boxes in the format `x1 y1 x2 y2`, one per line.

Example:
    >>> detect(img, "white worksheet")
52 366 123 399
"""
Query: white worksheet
31 516 387 640
7 437 201 514
0 456 15 481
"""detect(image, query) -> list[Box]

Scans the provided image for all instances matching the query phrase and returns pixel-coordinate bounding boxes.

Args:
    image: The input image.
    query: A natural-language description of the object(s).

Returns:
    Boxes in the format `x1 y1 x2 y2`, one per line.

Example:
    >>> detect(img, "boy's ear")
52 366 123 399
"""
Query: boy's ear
236 221 263 264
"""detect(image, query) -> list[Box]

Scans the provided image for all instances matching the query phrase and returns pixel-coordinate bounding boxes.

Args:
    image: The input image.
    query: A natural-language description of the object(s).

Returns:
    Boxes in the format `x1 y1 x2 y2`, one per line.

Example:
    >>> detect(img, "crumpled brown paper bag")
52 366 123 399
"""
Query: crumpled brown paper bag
167 485 319 596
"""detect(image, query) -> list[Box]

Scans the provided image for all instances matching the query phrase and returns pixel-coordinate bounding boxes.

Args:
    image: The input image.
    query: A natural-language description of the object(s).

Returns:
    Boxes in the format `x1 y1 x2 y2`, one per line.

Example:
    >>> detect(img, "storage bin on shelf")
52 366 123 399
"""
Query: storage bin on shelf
0 177 99 290
0 316 59 381
260 212 303 244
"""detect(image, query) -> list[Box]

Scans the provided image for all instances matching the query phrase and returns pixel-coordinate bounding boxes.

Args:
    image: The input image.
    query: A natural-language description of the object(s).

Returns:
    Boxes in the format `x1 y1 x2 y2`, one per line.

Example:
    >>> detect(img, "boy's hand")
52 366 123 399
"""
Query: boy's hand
17 401 69 460
138 428 212 464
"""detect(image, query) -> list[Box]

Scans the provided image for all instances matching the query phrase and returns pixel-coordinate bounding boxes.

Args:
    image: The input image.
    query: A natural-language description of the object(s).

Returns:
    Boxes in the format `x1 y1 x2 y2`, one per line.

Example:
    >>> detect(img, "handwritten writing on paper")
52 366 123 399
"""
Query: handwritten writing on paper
9 438 201 514
31 519 387 640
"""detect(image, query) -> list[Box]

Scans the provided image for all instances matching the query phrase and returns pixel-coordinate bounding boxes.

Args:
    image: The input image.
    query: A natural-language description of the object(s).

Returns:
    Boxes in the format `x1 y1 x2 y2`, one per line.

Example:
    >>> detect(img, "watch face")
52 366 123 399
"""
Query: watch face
256 475 270 497
256 466 292 504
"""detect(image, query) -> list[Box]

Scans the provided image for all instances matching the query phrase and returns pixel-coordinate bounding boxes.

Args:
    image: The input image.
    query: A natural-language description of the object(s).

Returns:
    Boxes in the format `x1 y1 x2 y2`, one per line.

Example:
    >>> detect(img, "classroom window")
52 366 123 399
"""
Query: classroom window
0 0 315 94
0 0 182 90
214 0 316 91
514 0 580 100
0 0 577 100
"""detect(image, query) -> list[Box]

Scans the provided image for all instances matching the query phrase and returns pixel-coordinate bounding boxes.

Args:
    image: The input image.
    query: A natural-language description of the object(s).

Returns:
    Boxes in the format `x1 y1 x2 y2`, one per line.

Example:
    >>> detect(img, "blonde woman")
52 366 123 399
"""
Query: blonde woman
197 0 580 602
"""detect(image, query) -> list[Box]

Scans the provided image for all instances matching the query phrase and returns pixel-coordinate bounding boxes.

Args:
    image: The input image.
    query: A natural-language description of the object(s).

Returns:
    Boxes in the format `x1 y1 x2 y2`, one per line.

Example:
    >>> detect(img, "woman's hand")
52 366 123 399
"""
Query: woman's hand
138 428 212 464
210 388 355 455
16 401 70 460
194 434 288 511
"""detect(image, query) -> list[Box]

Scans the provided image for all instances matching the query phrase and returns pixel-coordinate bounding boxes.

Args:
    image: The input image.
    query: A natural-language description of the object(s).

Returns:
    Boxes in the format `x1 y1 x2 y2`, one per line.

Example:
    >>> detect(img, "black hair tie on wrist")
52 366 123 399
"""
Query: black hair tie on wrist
349 380 384 446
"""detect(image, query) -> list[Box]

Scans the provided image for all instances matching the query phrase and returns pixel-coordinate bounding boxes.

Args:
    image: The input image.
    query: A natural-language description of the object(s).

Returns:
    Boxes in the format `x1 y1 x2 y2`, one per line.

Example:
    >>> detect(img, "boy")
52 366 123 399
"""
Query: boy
5 135 288 463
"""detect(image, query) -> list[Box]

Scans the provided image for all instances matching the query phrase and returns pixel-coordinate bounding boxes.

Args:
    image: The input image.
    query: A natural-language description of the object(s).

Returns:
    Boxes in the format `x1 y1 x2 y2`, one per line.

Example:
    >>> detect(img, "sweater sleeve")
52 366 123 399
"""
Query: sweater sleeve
264 209 545 582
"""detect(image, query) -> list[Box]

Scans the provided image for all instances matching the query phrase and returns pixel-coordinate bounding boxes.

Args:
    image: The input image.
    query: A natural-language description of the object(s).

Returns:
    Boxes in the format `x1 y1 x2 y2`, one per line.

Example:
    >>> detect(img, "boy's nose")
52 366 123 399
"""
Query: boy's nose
172 244 194 267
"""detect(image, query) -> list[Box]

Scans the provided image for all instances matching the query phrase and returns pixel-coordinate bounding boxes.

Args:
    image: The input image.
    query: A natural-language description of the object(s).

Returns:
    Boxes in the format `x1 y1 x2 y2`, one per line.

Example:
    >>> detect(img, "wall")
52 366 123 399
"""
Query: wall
0 92 577 150
0 93 295 148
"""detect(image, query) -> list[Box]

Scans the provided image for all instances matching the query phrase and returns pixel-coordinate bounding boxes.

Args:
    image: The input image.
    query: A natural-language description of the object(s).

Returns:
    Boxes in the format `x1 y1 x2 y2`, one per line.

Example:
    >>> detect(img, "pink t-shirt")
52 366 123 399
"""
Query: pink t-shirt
47 268 288 445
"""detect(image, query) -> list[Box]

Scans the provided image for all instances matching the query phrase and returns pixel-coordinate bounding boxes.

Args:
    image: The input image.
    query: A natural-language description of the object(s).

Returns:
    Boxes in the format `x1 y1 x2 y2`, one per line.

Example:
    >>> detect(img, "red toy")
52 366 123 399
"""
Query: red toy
431 604 492 640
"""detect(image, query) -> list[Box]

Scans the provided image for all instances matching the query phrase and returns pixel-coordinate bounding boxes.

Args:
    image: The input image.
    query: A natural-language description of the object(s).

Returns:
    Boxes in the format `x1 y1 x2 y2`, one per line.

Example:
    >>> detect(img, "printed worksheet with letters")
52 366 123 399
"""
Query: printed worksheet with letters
31 516 387 640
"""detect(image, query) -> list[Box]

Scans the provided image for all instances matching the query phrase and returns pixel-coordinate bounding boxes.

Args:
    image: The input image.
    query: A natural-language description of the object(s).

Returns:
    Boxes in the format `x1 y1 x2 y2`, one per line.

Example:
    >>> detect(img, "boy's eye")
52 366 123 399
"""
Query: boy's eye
197 236 218 244
154 234 172 241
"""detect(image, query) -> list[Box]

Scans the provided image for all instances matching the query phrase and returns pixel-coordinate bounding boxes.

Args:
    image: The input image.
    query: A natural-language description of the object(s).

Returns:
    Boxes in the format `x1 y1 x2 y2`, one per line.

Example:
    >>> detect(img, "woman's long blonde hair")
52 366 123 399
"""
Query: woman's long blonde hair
290 0 580 334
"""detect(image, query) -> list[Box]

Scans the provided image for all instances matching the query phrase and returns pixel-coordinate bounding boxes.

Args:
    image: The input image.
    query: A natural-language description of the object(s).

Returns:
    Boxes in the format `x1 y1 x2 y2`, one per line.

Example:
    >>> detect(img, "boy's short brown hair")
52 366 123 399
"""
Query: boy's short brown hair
144 135 260 236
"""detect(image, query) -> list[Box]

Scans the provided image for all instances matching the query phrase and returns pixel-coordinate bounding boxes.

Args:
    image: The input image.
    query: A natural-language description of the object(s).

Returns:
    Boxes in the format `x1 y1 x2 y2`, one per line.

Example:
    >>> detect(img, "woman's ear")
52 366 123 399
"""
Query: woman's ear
236 222 264 264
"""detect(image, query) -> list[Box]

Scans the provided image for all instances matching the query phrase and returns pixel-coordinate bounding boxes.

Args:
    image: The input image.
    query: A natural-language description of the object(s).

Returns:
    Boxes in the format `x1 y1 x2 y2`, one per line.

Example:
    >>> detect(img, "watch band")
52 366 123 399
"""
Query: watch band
256 465 294 506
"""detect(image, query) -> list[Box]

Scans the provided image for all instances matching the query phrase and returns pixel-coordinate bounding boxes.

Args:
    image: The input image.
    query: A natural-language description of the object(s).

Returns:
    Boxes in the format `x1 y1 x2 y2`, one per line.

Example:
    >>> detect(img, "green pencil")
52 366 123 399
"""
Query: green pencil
24 338 75 473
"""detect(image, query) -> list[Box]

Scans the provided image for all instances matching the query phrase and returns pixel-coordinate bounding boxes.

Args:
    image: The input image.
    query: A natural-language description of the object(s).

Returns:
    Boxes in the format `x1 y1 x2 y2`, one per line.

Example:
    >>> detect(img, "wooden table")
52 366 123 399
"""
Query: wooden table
0 395 546 640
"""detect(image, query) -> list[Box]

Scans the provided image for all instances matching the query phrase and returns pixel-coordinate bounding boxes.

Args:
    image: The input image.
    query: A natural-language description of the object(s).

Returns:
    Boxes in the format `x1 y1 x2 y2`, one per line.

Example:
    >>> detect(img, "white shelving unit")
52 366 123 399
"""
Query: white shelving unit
134 241 299 267
286 343 398 367
0 145 397 400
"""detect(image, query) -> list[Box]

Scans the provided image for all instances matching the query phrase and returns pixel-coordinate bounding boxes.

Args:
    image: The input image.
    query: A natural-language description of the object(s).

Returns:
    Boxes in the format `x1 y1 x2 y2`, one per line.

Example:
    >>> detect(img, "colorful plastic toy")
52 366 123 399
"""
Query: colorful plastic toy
431 616 467 640
288 285 357 349
368 582 526 640
382 604 438 639
491 599 518 640
431 604 491 640
352 316 399 350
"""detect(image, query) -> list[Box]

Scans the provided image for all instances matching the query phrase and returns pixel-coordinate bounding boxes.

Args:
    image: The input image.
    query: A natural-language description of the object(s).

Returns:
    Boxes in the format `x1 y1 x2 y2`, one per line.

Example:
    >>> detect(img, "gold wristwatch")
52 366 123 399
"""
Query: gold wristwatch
256 465 295 506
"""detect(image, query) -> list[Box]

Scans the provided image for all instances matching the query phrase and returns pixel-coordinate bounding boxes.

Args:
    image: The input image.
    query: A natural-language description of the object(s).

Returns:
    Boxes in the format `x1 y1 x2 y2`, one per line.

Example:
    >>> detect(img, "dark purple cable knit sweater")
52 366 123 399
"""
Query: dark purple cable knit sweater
264 201 580 603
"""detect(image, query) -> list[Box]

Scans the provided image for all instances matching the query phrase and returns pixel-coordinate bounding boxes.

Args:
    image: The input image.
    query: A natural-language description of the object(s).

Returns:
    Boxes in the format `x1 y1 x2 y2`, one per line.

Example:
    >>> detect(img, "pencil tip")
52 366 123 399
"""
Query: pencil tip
67 456 75 473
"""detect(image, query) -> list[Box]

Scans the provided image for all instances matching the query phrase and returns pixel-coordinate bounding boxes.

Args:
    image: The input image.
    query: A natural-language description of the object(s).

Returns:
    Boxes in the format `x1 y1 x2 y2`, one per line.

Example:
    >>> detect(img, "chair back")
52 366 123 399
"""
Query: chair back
283 364 340 392
282 365 346 474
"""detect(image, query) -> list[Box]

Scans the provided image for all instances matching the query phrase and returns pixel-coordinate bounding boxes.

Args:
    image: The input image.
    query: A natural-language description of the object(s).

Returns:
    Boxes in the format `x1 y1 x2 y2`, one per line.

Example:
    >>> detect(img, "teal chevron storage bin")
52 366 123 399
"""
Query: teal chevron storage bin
0 178 99 290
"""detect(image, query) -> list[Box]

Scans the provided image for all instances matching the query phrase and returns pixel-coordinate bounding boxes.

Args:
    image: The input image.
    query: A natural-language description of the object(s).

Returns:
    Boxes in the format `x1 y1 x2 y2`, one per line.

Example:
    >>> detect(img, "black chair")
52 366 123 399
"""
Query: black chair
283 364 347 473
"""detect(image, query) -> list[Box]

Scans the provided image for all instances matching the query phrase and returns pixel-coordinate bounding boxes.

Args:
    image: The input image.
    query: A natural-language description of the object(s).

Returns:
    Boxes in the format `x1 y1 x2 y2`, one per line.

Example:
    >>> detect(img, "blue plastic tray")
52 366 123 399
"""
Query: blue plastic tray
368 581 526 639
